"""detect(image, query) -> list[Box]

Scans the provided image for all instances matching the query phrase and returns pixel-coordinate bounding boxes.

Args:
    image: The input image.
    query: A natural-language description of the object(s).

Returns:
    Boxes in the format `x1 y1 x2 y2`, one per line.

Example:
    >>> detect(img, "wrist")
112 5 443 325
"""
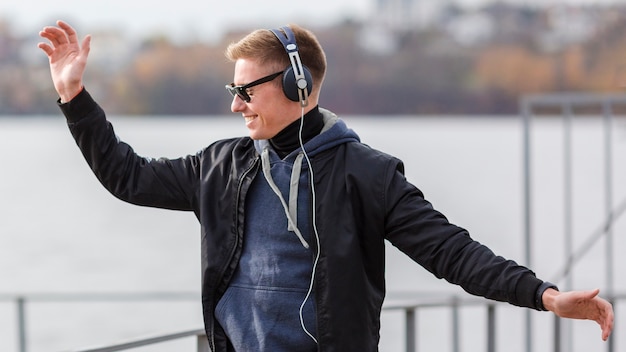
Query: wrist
536 281 559 311
58 85 84 104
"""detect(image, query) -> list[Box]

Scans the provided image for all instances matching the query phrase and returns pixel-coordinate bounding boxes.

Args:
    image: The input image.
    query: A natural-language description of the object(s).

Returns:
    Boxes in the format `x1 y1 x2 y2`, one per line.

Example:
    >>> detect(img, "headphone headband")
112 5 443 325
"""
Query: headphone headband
270 26 311 107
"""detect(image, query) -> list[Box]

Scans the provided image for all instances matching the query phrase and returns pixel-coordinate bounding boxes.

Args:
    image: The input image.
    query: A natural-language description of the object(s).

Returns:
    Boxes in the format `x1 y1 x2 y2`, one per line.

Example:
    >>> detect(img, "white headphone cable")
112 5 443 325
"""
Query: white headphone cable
298 106 321 344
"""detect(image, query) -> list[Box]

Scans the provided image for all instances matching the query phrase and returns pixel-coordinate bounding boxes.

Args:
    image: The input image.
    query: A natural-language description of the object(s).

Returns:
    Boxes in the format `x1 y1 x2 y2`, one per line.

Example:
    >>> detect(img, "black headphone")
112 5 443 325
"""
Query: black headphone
269 26 313 107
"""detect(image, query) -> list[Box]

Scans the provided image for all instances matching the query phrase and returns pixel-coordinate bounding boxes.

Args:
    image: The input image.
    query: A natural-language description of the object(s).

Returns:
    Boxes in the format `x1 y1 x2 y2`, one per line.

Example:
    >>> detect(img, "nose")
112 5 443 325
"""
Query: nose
231 95 246 113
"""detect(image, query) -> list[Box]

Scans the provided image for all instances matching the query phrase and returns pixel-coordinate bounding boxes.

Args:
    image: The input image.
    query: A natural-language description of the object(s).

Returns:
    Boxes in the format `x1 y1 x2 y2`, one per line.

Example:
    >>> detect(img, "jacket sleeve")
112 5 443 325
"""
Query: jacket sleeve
59 88 200 211
383 159 544 309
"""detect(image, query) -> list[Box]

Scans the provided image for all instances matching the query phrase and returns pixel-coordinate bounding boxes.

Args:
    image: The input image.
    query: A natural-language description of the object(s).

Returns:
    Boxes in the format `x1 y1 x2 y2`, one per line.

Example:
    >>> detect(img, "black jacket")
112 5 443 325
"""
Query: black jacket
60 89 544 351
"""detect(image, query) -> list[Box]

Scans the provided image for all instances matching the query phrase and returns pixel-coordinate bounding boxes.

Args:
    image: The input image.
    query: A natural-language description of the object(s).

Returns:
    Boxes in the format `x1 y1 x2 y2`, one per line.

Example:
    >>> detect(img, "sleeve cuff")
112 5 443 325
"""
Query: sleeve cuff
535 281 559 311
57 88 99 123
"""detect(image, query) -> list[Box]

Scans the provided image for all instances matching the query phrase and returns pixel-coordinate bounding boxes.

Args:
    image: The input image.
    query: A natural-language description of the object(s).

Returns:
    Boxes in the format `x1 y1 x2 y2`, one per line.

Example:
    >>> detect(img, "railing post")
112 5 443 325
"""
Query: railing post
521 97 534 352
487 304 495 352
602 100 614 300
405 308 416 352
554 315 561 352
197 332 209 352
607 298 615 352
561 102 574 352
17 296 27 352
451 298 460 352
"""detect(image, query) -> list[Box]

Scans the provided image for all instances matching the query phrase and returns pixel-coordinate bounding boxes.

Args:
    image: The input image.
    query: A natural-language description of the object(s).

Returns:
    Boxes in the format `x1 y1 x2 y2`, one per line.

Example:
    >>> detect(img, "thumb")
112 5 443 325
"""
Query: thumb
80 35 91 58
585 288 601 300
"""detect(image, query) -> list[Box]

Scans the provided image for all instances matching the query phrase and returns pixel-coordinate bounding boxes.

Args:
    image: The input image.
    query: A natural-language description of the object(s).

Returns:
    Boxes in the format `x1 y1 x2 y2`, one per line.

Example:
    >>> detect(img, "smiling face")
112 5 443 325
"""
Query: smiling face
230 58 303 140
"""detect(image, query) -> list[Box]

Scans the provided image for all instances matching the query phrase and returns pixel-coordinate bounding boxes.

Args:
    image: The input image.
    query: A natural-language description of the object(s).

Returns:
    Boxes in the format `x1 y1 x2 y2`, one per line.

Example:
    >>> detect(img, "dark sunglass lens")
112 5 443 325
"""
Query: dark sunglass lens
236 88 250 102
225 85 250 102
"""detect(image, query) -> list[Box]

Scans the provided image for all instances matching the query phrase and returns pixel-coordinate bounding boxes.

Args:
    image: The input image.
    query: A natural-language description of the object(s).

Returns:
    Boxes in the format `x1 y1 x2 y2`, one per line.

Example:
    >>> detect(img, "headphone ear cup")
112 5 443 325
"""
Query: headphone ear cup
282 66 313 102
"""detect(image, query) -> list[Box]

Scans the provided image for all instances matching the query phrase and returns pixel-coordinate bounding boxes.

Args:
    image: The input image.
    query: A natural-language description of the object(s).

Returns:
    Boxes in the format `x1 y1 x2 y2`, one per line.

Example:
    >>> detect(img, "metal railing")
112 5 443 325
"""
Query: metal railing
521 92 626 352
2 292 624 352
383 295 499 352
67 328 208 352
0 292 199 352
1 293 498 352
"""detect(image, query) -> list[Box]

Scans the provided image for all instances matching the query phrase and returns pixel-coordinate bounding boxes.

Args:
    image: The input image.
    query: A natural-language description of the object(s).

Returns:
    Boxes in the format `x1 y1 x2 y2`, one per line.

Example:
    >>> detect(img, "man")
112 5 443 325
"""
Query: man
38 20 613 351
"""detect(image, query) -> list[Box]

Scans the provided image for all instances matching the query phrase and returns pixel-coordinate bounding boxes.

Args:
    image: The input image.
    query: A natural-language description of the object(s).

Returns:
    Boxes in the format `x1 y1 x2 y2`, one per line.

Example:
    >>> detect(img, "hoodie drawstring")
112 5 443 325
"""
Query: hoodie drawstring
261 147 309 249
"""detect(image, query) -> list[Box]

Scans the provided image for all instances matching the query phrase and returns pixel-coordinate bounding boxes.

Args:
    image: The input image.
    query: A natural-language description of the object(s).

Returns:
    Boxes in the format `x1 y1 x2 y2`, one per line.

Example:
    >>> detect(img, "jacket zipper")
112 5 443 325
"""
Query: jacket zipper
209 156 259 351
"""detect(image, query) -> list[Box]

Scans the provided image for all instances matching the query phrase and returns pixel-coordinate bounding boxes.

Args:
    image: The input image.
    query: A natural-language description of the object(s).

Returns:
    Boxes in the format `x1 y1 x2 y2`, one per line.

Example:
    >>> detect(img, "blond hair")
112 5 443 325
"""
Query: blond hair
225 24 327 91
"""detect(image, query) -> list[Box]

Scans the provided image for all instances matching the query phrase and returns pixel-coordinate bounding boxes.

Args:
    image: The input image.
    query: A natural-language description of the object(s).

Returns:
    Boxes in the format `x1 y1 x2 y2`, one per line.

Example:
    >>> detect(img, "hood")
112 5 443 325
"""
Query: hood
251 108 360 248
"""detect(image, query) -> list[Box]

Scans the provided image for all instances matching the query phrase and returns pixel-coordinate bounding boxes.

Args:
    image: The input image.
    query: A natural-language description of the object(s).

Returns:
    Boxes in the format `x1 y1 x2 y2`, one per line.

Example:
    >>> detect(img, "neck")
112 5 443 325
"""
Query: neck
269 105 324 158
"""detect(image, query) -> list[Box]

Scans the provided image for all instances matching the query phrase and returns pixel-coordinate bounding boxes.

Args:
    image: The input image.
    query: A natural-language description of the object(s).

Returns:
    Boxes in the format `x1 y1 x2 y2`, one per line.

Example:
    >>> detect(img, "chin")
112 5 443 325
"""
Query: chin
248 130 275 140
248 131 265 140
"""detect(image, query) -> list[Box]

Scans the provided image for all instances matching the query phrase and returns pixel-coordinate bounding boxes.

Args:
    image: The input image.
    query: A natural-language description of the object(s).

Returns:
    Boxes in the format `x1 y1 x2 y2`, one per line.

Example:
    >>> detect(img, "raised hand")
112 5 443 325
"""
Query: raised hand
38 20 91 103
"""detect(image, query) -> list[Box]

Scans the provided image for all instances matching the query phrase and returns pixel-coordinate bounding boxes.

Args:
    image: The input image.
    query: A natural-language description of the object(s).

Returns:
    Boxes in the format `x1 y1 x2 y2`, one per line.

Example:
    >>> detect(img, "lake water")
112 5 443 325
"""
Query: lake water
1 115 625 351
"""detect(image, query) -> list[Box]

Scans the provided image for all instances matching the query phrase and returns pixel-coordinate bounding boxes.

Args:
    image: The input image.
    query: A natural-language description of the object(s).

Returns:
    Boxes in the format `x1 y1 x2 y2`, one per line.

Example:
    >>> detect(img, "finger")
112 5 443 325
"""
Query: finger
80 35 92 56
577 288 600 302
58 20 79 44
39 29 58 43
39 26 68 46
57 20 72 29
600 315 610 341
602 302 615 341
37 42 53 56
596 298 614 341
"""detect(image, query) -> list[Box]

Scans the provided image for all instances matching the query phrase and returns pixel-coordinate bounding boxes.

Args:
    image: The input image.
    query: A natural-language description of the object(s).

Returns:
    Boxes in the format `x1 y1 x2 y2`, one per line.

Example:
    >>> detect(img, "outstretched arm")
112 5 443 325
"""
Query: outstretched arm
38 20 91 102
543 288 614 341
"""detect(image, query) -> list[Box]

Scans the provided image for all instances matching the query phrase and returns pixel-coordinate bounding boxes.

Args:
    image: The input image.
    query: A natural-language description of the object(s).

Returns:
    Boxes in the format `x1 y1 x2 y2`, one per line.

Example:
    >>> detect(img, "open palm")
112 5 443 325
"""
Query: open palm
548 288 614 341
38 20 91 102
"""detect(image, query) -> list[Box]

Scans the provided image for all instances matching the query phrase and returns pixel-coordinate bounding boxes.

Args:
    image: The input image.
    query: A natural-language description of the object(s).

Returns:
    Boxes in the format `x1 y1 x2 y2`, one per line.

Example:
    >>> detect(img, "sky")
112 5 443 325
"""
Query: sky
2 0 624 43
3 0 375 43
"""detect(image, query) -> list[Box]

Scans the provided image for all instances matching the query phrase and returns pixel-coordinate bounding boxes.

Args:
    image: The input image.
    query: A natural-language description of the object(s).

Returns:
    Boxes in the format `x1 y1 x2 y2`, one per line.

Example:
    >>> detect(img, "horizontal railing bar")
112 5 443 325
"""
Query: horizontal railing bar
64 328 205 352
383 297 500 310
0 292 198 302
521 93 626 107
0 292 496 309
43 293 624 352
4 291 626 305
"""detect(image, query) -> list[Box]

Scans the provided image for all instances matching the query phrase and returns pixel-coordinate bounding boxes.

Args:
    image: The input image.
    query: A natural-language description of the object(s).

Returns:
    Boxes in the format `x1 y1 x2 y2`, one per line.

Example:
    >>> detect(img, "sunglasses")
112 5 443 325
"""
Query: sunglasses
225 71 283 102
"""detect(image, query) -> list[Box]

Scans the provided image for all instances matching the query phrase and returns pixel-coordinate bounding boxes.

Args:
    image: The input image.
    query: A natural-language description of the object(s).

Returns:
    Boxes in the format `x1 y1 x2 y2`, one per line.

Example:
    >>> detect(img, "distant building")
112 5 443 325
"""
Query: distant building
373 0 447 31
361 0 446 54
88 28 135 72
374 0 414 31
